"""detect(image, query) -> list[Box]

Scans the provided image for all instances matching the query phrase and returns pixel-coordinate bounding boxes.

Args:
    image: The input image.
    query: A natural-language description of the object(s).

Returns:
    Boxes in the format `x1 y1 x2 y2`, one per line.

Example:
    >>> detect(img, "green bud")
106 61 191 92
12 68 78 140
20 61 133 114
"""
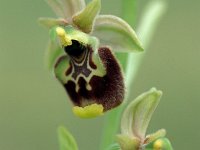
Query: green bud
121 88 162 141
145 137 173 150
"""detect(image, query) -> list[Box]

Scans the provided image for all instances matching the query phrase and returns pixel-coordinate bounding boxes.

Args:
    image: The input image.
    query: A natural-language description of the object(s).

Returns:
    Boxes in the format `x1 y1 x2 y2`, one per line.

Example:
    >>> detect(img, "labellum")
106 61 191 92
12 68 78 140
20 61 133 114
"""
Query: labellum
54 26 124 113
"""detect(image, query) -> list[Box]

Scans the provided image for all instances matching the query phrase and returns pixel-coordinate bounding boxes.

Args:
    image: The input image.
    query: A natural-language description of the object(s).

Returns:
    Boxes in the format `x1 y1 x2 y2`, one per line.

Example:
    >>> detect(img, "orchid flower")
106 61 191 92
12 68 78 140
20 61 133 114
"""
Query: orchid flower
117 88 173 150
39 0 143 118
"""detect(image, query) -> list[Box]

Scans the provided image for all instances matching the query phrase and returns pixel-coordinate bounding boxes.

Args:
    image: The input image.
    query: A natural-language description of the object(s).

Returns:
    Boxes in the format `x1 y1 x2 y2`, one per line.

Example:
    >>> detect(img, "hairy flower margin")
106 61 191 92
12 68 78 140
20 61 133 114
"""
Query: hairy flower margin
39 0 144 118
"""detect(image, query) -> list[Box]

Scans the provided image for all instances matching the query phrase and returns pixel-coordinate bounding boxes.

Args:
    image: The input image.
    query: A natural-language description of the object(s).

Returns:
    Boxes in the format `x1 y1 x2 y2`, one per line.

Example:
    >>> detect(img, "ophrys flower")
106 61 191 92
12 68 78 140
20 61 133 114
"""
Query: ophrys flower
39 0 143 118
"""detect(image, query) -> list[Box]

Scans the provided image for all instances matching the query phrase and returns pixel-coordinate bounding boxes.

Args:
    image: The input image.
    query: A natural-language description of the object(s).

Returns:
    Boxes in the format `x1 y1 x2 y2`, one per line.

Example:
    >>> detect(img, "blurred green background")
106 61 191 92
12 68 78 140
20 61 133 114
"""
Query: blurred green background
0 0 199 149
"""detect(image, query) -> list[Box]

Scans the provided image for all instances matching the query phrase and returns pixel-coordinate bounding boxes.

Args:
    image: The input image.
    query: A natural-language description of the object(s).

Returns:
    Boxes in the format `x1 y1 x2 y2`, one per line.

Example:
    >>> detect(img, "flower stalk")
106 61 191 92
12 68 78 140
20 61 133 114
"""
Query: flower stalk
100 0 137 149
101 0 168 149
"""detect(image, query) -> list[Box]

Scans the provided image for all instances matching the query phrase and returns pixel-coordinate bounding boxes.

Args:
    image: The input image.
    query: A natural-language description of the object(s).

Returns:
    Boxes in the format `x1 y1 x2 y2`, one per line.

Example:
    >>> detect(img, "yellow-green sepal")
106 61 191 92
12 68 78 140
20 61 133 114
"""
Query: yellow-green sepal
72 0 101 33
93 15 144 52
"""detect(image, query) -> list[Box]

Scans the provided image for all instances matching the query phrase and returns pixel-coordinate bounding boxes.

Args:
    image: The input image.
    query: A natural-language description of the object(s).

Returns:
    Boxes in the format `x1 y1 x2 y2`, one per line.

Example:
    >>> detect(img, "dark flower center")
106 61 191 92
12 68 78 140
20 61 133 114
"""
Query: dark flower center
64 40 86 58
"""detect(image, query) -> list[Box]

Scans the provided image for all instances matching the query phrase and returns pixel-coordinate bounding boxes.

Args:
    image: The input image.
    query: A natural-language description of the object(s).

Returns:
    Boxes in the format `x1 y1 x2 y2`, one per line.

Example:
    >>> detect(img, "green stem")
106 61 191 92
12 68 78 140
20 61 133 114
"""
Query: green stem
100 1 136 150
100 0 167 149
121 0 136 27
125 0 167 99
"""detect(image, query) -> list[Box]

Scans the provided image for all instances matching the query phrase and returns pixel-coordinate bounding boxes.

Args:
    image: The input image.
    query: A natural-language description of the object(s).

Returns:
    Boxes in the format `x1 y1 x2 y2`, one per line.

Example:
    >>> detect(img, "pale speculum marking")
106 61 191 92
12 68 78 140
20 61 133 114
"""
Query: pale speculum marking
70 49 92 80
64 40 97 92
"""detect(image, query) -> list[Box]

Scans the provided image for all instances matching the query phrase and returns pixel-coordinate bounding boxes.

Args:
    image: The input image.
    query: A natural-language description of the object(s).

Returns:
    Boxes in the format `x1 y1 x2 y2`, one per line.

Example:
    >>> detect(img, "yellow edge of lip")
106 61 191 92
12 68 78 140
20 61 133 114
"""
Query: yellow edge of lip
72 104 104 118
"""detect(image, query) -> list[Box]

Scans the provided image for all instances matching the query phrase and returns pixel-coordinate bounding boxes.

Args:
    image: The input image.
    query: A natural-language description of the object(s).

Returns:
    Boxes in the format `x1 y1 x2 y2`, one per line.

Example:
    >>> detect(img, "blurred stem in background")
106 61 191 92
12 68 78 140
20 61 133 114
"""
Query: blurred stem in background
100 0 136 149
100 0 167 149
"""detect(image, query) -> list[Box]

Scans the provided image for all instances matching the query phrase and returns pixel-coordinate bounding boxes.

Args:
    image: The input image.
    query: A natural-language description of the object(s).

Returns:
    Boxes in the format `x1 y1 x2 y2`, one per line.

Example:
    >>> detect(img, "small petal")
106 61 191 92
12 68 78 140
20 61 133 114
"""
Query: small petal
93 15 144 52
121 88 162 141
45 0 85 19
72 0 101 33
72 104 104 118
38 17 68 28
58 126 78 150
45 40 65 71
116 134 140 150
144 129 166 145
